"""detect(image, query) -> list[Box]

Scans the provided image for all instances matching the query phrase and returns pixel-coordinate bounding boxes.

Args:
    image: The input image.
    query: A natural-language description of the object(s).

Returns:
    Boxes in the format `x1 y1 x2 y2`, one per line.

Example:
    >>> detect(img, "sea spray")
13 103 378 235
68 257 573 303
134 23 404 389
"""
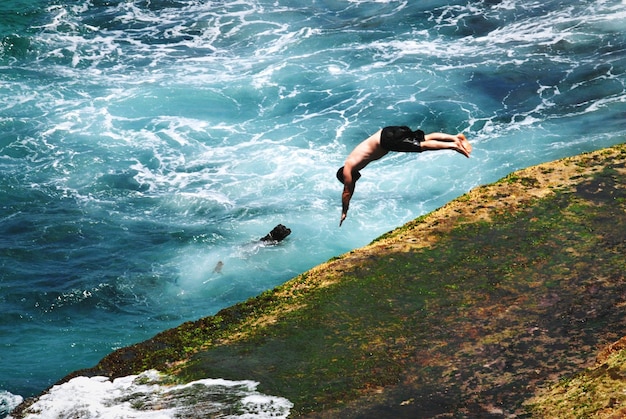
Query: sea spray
11 370 292 419
0 392 22 419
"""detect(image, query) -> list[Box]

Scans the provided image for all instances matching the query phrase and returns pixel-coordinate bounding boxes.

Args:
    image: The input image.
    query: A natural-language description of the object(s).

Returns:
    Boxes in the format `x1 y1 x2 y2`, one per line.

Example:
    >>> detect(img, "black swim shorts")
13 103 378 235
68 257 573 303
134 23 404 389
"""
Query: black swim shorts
380 126 425 152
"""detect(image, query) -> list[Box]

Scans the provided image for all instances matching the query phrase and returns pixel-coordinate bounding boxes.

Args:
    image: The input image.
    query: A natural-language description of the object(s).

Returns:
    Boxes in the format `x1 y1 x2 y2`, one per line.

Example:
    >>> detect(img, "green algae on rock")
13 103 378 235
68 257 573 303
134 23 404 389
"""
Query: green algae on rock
526 336 626 418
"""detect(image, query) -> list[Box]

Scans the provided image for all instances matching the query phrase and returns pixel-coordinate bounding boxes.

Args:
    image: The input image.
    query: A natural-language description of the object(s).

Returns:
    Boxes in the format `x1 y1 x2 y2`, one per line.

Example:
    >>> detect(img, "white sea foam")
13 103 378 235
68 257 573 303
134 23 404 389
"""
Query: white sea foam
1 391 23 418
12 370 292 419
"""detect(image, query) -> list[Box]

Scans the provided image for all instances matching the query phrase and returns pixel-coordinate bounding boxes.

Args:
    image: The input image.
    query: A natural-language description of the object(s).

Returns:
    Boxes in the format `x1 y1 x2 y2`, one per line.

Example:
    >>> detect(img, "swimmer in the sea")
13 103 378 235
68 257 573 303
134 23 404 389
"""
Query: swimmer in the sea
213 261 224 274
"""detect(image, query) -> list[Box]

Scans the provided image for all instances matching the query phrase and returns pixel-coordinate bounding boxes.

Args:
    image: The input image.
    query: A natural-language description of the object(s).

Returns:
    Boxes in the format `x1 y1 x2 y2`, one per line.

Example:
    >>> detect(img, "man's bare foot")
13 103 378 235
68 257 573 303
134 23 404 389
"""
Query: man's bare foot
458 133 472 156
456 146 470 158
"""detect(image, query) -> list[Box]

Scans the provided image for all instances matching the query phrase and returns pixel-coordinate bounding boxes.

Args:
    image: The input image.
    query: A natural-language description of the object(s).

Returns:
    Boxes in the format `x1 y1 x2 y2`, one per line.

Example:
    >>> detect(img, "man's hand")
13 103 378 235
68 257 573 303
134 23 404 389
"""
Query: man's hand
340 167 355 228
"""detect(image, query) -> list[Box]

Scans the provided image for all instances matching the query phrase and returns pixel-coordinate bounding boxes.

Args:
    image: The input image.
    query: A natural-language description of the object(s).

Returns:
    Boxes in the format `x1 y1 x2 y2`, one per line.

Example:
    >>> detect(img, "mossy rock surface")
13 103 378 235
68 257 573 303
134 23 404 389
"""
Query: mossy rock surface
526 336 626 418
13 142 626 418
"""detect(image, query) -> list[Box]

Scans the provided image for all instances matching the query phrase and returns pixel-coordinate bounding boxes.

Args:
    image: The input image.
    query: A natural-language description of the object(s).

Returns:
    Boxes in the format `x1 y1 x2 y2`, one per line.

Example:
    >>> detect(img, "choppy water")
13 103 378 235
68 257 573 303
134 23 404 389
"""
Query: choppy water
12 370 292 418
1 0 625 415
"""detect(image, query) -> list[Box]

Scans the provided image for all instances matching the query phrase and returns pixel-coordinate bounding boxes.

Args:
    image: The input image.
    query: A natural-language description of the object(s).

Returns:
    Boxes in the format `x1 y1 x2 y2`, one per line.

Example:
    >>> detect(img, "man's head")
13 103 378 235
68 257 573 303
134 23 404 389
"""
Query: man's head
336 166 361 184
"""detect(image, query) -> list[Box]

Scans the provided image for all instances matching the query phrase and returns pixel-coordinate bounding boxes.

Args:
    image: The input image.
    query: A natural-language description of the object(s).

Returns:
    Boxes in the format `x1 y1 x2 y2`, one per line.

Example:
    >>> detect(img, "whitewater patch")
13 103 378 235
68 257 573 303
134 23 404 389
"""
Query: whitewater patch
0 392 23 419
11 370 292 419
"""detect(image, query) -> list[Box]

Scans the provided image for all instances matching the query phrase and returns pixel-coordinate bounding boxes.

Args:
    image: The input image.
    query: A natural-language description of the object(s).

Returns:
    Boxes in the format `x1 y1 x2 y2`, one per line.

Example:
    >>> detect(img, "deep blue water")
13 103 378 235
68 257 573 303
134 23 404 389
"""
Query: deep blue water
1 0 625 414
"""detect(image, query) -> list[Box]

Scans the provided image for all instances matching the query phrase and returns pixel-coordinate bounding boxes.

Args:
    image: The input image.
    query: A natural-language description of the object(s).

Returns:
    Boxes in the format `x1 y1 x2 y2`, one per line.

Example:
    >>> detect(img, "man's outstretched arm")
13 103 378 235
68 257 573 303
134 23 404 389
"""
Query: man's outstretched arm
340 171 355 227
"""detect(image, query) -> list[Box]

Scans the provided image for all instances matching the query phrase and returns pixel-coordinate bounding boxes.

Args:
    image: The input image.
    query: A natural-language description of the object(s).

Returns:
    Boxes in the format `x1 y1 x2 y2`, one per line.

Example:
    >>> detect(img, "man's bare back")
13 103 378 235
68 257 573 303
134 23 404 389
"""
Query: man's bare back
338 126 471 226
343 129 388 174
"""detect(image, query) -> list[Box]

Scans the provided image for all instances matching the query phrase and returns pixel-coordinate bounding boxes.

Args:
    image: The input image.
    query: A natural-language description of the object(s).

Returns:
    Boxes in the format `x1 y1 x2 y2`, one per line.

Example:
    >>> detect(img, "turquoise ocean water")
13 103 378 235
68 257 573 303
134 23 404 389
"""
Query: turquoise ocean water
1 0 625 415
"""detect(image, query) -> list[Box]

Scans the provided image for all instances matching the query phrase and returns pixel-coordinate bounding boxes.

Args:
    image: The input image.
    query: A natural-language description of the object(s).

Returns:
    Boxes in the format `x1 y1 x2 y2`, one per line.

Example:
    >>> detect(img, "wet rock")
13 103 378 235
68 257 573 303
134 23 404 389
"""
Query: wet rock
260 224 291 243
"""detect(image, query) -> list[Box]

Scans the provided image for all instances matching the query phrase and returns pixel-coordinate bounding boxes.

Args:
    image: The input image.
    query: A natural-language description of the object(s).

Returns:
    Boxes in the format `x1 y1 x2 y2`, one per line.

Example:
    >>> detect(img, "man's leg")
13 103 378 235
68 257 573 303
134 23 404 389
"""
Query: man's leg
421 132 471 157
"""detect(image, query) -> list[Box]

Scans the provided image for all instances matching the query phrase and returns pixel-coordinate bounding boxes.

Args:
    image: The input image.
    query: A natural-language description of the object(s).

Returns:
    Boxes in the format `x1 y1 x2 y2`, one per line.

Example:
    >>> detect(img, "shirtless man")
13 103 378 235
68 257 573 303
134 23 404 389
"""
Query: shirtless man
337 126 472 226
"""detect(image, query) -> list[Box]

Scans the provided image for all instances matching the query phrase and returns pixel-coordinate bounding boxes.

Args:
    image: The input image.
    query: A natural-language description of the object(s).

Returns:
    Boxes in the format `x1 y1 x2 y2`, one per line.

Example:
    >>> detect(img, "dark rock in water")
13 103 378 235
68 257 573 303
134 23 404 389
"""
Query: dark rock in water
260 224 291 243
